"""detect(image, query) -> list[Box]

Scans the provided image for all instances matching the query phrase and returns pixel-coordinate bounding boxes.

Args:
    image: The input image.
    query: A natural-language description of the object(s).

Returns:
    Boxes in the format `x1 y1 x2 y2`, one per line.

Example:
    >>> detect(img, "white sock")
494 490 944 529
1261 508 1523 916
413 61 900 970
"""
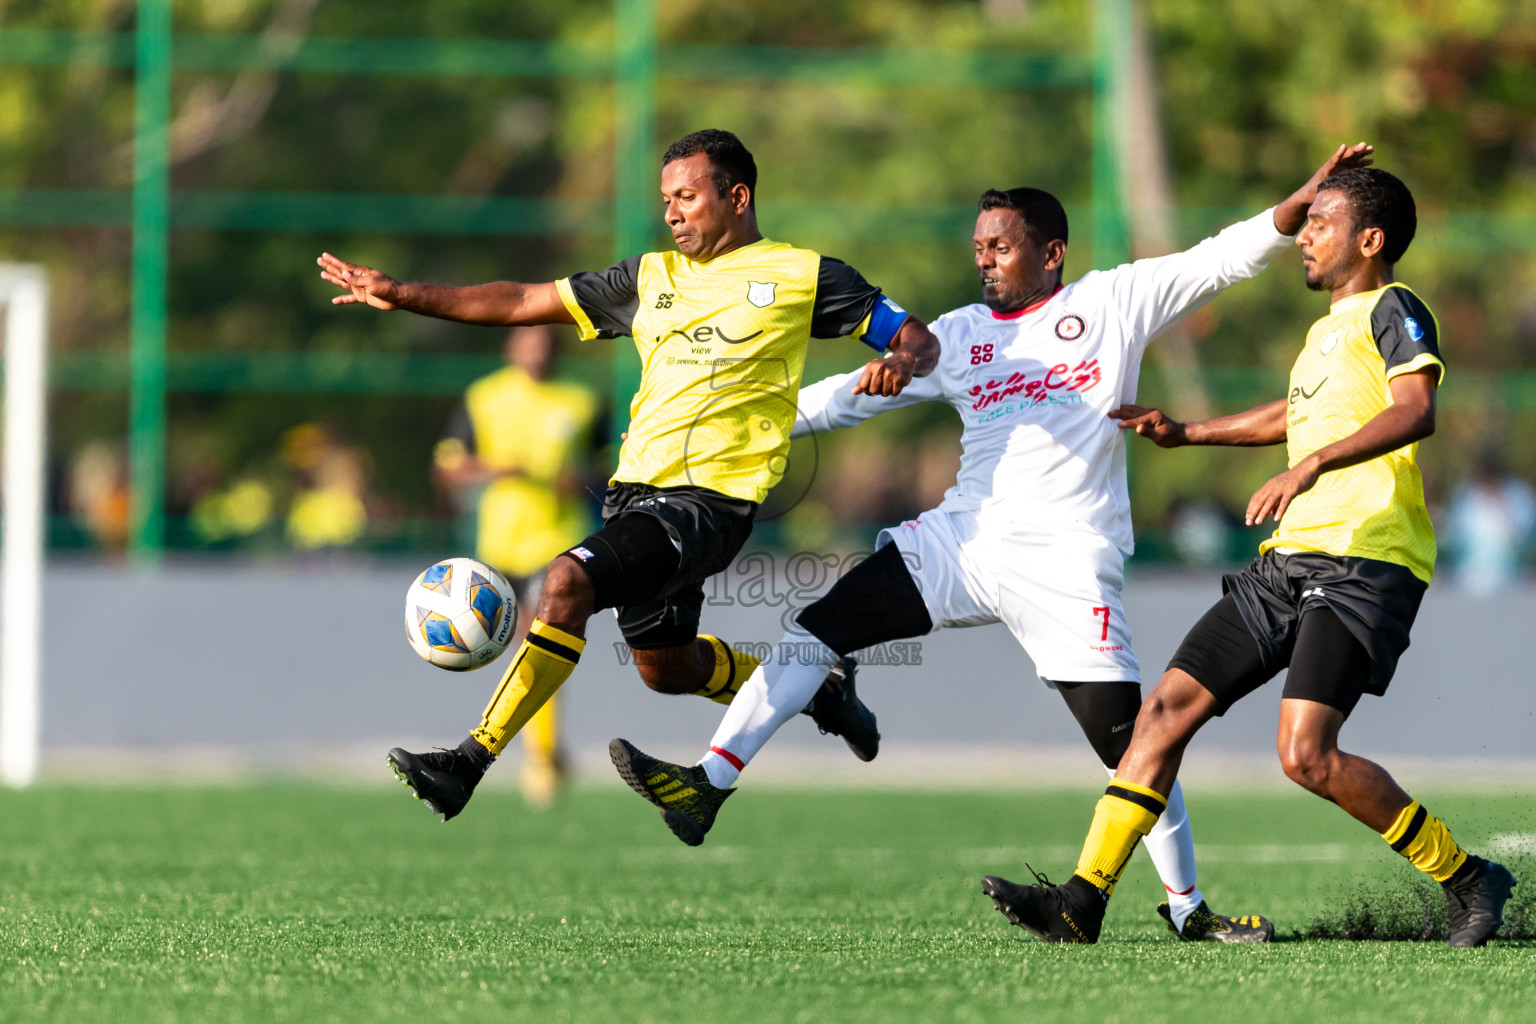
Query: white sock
697 630 838 789
1143 778 1203 931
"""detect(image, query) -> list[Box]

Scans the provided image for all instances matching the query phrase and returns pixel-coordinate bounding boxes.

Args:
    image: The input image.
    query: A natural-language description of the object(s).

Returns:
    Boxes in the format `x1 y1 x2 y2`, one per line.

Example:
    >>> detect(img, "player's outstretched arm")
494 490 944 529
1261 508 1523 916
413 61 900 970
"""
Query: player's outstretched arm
853 317 940 397
1111 399 1287 449
1244 369 1435 525
317 253 576 327
1271 143 1375 236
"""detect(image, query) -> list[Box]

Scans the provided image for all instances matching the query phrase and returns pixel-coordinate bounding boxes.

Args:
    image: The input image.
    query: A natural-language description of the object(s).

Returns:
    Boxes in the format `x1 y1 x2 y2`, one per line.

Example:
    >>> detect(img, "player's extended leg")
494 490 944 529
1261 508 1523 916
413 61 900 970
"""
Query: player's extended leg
1056 682 1206 936
700 541 929 780
609 542 930 845
388 554 595 820
986 681 1271 942
390 510 687 821
630 635 761 705
981 589 1260 942
984 669 1215 943
508 580 569 810
1275 609 1515 947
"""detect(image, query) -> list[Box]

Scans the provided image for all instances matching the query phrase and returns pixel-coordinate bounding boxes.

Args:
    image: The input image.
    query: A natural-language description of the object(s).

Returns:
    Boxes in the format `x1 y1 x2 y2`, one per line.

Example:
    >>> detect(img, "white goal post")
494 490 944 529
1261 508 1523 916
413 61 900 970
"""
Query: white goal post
0 265 48 788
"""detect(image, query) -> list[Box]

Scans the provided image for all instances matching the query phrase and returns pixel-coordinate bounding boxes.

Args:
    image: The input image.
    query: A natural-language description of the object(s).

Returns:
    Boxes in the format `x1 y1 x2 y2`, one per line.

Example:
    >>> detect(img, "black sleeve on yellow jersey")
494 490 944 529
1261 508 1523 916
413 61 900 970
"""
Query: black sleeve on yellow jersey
1371 288 1442 382
809 256 884 339
565 254 643 338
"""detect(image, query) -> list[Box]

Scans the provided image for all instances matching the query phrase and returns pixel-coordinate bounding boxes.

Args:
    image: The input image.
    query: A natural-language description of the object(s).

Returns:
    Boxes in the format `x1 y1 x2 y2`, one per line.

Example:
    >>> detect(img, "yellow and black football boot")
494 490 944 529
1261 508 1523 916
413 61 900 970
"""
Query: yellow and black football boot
1157 901 1274 942
609 738 734 847
982 868 1105 943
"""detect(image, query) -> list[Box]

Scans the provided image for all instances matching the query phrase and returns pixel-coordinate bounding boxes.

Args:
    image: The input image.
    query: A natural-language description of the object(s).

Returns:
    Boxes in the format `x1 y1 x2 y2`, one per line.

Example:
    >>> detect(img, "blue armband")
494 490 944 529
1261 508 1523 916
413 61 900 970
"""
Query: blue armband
861 295 909 353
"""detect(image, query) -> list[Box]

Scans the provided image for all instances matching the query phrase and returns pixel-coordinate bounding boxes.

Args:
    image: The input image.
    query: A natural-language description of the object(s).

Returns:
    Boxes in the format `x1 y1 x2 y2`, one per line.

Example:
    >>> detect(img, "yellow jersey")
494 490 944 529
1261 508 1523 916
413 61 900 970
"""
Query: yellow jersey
1261 283 1445 582
435 366 598 578
556 238 907 504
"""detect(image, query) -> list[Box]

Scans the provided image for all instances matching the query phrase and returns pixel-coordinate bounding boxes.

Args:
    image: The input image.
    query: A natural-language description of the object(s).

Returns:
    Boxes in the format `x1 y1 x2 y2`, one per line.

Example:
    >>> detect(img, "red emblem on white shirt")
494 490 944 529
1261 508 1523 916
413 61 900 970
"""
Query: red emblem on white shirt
1055 314 1086 340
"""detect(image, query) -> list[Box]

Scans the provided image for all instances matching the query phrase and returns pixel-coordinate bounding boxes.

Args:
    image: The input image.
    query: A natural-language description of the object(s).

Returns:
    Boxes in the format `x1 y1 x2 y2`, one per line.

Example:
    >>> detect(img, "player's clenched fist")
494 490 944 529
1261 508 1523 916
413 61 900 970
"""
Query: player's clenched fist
852 350 917 397
318 252 404 310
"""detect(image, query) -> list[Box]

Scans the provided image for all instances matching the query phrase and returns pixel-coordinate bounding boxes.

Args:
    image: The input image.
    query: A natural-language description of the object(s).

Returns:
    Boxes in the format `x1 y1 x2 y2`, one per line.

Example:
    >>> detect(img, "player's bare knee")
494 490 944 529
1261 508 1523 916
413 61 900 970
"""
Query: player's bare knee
1136 686 1194 739
538 558 595 624
1277 738 1335 795
632 641 709 694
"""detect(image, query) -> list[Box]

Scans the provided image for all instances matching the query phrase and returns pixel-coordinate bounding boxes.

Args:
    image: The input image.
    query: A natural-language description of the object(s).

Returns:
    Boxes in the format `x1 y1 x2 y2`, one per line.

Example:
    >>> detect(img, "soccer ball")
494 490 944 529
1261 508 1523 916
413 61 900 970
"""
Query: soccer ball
403 557 518 670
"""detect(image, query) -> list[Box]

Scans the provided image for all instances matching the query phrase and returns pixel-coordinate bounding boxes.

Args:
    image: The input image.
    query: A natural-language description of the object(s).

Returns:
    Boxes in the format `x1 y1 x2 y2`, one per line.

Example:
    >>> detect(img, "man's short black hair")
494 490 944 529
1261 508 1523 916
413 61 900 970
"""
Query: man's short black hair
662 129 757 206
1317 167 1417 265
977 187 1069 247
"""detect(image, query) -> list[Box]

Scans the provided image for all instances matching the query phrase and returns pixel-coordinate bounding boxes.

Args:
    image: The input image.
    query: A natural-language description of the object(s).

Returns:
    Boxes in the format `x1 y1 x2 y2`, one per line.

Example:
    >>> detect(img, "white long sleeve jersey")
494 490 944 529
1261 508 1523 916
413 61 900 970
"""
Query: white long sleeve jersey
794 208 1293 557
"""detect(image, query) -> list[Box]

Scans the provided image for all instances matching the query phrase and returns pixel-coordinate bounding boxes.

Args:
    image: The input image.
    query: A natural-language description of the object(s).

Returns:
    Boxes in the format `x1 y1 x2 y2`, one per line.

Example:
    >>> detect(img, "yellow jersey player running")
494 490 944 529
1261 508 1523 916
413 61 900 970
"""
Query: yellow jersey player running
986 164 1518 948
433 325 600 807
318 129 940 821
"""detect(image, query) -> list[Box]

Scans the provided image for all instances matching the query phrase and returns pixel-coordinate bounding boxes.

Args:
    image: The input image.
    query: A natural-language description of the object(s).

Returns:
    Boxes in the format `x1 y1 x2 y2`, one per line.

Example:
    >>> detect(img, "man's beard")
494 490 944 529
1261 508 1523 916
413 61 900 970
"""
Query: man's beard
982 283 1027 312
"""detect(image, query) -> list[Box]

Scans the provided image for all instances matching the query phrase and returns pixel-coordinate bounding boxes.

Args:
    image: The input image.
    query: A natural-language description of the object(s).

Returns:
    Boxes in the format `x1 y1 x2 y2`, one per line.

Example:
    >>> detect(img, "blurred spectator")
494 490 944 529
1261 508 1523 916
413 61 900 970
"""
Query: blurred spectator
283 424 372 550
434 325 600 806
67 440 130 549
190 478 276 545
1444 452 1536 594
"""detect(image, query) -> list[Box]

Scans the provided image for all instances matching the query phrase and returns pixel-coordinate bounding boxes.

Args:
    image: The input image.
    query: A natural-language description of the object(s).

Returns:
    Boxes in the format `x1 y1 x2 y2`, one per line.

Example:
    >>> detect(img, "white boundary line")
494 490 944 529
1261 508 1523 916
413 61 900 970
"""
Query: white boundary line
0 265 48 788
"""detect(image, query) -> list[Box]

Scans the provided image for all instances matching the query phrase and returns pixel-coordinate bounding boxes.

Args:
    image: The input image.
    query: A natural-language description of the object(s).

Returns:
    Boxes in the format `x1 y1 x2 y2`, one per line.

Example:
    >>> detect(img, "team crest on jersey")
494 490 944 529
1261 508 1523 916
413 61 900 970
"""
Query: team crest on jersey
1321 330 1340 355
1055 314 1086 341
746 281 777 308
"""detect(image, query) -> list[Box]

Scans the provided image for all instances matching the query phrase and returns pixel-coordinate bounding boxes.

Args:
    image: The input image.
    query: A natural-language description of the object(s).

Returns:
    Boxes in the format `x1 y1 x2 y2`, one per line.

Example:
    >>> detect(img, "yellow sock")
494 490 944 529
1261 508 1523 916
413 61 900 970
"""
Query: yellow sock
522 693 560 763
1074 779 1168 896
1381 800 1469 883
691 635 762 706
471 620 585 755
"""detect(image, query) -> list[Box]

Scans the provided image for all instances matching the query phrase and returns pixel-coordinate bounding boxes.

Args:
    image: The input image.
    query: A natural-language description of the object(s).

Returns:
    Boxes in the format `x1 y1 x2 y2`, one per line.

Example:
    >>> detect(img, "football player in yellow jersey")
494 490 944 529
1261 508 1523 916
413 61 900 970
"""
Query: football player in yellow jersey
987 162 1517 947
318 129 940 822
433 325 600 807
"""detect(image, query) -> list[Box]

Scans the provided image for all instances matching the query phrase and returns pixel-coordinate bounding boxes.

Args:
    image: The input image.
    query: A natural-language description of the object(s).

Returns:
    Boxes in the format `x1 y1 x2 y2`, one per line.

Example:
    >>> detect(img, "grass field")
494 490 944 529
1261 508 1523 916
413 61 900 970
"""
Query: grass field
0 784 1531 1023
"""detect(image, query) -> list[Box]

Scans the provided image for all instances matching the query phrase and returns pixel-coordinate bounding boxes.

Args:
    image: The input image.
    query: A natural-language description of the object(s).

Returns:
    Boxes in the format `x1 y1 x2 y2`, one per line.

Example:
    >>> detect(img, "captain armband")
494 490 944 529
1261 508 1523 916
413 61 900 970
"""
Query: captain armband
857 295 910 353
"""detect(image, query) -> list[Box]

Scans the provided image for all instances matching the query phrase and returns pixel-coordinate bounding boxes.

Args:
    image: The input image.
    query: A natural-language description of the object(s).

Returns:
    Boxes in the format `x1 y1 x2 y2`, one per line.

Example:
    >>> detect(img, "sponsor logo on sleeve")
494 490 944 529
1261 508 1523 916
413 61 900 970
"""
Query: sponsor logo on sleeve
569 546 595 561
1404 316 1424 342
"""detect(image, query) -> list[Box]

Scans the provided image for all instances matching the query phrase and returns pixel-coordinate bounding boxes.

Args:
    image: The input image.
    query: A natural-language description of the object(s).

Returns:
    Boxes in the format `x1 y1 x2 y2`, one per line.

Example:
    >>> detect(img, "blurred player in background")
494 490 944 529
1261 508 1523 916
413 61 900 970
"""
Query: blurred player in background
611 145 1380 942
433 325 600 807
996 167 1518 948
319 129 940 822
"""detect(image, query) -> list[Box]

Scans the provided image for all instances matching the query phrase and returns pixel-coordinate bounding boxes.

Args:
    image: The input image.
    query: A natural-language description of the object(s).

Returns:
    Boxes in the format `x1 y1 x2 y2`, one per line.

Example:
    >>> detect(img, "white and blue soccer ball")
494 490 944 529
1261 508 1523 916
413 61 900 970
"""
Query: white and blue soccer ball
403 557 518 670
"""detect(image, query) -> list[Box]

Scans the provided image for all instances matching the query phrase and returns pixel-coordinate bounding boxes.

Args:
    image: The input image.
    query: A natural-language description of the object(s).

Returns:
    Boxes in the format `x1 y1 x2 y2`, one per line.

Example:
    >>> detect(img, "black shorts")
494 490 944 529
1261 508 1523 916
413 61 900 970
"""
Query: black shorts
1168 551 1426 718
562 481 755 650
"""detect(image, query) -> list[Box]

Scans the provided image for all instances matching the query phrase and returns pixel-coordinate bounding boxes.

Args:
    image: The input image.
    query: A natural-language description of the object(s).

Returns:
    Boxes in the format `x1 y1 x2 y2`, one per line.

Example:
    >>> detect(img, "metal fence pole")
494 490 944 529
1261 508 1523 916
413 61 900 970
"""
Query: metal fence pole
130 0 171 560
611 0 656 442
1091 0 1132 269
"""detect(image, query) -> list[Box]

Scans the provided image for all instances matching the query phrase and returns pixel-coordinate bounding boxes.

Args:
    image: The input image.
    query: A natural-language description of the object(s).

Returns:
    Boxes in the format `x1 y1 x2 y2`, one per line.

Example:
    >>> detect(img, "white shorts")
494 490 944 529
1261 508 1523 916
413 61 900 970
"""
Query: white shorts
878 508 1140 684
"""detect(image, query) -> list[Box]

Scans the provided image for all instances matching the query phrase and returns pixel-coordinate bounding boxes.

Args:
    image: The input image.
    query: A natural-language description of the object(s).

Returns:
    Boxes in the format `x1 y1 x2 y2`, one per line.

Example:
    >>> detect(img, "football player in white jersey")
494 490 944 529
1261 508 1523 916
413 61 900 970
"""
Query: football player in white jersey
609 144 1375 942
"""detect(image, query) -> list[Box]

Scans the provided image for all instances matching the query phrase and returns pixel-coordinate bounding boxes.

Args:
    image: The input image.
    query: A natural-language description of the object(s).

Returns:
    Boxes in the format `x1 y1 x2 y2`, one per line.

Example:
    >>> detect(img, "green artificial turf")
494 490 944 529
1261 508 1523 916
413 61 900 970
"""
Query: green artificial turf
0 784 1531 1023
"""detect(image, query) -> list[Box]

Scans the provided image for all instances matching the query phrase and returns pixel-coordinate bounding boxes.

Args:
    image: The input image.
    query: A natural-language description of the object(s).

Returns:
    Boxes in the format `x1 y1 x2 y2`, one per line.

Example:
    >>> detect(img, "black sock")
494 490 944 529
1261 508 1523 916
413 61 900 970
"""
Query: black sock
456 736 496 774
